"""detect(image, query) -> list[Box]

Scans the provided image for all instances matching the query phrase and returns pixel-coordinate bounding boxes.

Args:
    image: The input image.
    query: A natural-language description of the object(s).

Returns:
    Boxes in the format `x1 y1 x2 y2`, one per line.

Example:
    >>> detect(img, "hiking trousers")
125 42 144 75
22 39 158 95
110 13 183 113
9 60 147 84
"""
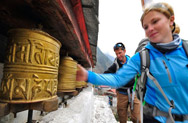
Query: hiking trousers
117 91 141 123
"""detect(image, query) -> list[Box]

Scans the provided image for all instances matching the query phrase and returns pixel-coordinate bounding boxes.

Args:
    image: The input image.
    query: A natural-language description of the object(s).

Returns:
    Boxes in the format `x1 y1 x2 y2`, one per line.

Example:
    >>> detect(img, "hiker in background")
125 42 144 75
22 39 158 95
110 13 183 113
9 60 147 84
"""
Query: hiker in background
108 95 113 106
104 42 140 123
76 2 188 123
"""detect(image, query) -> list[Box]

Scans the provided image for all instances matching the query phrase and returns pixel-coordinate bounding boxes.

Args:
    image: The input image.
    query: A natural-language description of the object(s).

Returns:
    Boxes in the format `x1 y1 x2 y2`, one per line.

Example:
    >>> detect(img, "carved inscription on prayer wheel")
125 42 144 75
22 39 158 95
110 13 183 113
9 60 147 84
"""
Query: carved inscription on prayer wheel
0 29 61 103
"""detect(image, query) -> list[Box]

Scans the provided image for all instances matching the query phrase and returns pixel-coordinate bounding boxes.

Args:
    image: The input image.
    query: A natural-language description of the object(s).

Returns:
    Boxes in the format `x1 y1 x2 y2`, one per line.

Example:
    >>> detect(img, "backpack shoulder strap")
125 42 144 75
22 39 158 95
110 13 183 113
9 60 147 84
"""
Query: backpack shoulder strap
114 58 119 71
182 39 188 57
139 48 150 99
135 48 150 123
140 49 150 71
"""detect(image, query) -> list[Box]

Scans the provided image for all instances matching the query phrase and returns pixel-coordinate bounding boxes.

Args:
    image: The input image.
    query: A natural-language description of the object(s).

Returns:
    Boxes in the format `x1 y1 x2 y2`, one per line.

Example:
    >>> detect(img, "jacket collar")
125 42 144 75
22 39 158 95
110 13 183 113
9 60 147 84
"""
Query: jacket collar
145 38 183 53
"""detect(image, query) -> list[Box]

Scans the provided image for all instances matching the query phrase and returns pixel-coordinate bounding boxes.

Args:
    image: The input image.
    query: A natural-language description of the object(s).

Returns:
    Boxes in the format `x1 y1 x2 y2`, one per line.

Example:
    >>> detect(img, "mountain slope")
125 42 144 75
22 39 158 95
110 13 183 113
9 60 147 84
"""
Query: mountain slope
93 47 113 73
105 53 115 62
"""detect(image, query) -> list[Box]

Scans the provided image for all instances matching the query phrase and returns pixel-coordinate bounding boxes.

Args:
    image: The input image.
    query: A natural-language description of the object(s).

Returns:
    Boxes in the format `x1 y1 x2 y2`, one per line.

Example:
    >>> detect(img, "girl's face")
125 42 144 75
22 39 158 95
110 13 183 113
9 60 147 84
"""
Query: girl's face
142 11 174 43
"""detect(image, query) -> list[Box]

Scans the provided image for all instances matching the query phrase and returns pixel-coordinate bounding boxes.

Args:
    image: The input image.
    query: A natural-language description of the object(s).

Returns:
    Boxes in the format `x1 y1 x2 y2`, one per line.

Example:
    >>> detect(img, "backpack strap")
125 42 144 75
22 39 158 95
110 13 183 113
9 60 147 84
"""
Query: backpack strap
114 58 119 71
145 68 175 123
182 39 188 57
131 49 150 111
138 49 150 123
139 48 150 100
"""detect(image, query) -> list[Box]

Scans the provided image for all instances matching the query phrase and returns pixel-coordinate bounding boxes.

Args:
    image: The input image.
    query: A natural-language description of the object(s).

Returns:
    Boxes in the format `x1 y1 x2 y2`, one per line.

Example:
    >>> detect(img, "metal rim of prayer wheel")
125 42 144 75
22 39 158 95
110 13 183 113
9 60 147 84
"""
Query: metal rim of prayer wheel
59 57 77 69
0 28 61 103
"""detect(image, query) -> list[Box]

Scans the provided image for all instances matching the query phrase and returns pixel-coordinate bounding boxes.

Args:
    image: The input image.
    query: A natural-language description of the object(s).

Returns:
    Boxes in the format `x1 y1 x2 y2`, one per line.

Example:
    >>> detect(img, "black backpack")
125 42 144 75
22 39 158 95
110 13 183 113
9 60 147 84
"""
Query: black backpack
131 38 188 123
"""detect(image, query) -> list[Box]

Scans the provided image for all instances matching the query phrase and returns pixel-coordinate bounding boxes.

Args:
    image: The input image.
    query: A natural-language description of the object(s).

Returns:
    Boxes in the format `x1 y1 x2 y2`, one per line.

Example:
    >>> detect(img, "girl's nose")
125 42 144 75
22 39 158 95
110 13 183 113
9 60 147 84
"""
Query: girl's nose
148 25 154 32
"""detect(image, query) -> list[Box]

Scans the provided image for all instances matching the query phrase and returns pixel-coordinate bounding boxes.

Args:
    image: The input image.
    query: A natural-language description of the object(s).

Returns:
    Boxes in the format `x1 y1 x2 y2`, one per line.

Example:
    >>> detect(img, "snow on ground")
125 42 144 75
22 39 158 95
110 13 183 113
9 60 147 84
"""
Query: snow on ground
91 95 117 123
38 86 117 123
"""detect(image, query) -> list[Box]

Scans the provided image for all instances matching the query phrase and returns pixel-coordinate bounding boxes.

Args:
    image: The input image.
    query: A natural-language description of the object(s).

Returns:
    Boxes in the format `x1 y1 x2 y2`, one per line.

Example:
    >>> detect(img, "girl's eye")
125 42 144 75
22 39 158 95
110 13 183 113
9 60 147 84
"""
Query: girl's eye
152 19 158 24
143 25 148 30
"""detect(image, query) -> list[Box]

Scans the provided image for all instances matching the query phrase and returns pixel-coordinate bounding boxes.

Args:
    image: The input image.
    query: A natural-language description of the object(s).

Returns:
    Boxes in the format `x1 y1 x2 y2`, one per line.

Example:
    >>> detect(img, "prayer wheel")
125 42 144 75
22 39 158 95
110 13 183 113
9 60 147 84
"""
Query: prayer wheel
75 66 87 88
82 81 87 87
76 81 87 88
58 56 77 92
0 28 61 103
76 81 83 89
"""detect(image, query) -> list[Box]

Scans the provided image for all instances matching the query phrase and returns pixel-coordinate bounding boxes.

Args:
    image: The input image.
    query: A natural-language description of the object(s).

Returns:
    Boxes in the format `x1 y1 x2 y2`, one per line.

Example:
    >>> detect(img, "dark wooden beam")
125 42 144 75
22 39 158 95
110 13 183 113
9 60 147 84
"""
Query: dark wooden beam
0 0 92 67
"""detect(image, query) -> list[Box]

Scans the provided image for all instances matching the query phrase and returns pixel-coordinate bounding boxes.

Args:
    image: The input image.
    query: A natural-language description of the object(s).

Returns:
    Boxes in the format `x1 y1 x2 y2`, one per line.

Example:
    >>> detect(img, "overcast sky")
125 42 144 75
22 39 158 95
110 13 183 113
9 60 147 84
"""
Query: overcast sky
98 0 188 57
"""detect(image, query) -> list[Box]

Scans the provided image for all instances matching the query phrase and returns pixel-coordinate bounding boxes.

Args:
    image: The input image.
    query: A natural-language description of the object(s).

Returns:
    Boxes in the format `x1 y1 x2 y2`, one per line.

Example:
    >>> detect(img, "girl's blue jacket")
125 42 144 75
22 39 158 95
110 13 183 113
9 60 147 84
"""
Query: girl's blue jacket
88 39 188 123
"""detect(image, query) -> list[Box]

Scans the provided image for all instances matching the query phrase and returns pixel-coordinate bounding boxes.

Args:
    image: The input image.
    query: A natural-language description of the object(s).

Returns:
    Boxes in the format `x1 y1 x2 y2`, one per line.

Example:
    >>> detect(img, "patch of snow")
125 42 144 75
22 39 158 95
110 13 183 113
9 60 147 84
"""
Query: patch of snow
91 95 117 123
38 86 117 123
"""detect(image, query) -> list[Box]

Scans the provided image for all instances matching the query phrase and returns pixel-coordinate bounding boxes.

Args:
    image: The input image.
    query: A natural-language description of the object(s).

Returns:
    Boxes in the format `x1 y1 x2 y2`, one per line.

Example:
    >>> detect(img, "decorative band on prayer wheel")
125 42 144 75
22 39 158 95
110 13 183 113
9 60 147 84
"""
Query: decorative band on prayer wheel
0 28 61 103
58 56 77 92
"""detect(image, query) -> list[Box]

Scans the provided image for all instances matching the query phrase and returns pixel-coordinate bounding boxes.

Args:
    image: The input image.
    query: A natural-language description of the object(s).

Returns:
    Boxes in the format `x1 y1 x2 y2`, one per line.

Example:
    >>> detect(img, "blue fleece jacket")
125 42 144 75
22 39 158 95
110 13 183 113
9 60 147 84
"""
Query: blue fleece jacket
88 39 188 123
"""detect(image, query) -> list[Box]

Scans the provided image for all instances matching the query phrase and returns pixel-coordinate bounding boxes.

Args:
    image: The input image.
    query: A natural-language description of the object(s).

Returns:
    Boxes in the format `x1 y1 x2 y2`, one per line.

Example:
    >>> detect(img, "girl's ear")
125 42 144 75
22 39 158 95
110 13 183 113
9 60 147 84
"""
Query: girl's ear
170 15 175 26
170 16 175 32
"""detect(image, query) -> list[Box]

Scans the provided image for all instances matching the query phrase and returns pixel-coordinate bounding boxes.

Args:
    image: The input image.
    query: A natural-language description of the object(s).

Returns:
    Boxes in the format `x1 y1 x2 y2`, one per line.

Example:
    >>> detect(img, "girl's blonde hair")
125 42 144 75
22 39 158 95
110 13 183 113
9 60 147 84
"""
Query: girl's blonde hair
141 2 180 34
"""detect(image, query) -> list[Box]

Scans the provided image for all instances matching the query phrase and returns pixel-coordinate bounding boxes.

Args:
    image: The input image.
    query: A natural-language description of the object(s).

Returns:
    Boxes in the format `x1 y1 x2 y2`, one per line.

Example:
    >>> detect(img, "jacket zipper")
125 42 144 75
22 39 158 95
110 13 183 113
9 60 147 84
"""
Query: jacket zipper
162 60 172 83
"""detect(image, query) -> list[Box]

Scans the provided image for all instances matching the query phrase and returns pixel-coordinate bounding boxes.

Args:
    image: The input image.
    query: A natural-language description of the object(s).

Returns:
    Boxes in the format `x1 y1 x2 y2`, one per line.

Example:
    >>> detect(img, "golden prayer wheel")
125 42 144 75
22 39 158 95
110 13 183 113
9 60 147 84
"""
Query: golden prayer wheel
58 56 77 92
0 28 61 103
76 81 87 88
83 81 88 87
75 66 87 88
76 81 83 89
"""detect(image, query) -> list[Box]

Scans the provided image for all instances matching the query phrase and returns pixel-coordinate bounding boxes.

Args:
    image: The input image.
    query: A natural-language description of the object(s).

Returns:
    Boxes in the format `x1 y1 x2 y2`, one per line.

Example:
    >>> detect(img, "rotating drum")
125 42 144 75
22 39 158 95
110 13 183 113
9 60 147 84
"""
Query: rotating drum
58 57 77 92
0 28 61 103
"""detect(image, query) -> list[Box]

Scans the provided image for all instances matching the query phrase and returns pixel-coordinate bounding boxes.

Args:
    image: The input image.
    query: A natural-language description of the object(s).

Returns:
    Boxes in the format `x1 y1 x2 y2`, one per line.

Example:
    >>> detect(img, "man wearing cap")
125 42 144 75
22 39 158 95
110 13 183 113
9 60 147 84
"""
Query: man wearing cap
104 42 140 123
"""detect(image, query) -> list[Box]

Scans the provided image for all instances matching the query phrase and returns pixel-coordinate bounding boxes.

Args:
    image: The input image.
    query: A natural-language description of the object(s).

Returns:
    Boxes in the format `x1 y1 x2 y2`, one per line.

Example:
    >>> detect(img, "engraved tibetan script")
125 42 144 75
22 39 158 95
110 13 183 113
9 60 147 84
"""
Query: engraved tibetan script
6 39 59 67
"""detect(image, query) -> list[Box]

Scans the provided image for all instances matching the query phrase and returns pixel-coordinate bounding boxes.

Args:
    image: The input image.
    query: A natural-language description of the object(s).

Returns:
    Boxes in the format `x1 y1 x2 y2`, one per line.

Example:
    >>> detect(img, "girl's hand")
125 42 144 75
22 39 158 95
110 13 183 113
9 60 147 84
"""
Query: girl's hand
76 64 88 82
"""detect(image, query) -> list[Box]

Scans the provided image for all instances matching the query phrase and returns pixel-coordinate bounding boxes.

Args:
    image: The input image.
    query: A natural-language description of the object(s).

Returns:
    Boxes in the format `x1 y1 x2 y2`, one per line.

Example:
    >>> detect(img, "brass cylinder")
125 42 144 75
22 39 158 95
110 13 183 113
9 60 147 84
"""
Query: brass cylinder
75 66 87 88
76 81 87 88
58 56 77 92
76 81 83 89
82 81 88 87
0 28 61 103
